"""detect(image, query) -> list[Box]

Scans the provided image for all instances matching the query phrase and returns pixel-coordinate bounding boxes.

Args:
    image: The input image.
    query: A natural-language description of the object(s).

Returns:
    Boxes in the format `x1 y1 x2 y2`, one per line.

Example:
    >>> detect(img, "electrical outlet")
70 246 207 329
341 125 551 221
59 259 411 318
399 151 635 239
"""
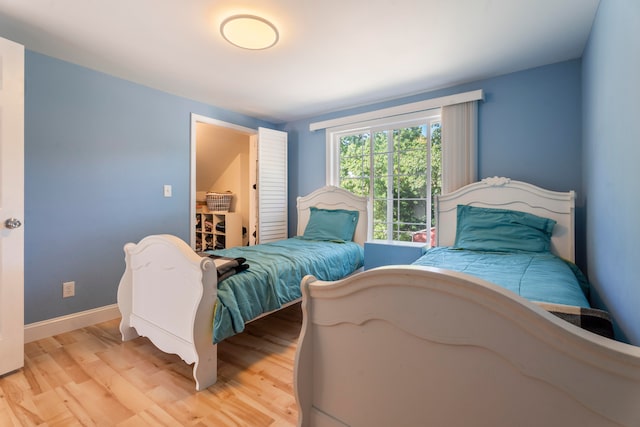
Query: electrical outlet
62 281 75 298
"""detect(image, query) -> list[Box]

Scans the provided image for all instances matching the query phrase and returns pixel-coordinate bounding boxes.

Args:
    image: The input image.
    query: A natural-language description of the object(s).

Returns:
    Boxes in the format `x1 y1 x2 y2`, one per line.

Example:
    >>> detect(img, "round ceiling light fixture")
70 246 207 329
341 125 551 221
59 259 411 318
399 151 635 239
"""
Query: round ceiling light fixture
220 14 279 50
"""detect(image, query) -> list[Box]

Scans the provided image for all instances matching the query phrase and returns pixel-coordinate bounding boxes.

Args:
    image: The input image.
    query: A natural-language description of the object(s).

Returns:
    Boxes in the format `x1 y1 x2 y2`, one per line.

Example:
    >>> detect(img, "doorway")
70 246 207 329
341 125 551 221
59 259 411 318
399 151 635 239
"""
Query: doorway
190 114 257 249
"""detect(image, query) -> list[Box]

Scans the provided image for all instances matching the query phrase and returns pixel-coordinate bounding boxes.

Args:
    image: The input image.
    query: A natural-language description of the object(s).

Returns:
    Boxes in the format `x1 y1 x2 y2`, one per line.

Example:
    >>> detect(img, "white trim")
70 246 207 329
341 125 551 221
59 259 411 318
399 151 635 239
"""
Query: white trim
24 304 120 343
326 110 439 134
191 114 257 135
367 239 427 248
310 89 483 131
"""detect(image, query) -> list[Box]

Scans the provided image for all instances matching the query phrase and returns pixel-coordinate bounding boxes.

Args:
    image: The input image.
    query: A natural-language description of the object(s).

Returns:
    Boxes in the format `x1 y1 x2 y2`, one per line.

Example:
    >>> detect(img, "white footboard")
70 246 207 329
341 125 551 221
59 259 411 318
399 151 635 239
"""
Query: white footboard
117 234 218 391
294 266 640 427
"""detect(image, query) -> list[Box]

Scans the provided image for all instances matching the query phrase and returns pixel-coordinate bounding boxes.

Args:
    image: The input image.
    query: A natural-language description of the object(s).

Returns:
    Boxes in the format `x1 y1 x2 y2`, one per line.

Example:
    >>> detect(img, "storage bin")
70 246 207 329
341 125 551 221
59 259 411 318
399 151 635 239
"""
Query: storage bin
206 192 233 212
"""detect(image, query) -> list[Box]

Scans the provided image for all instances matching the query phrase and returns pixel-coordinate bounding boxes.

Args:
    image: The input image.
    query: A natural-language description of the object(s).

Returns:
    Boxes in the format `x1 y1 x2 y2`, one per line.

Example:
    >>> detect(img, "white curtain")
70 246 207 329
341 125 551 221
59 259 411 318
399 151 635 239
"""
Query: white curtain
441 101 478 194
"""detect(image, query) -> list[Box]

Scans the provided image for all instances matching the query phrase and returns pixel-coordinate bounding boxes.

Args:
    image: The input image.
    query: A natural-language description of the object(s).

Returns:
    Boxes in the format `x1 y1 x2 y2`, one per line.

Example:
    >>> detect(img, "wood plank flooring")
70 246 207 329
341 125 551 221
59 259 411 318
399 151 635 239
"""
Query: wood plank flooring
0 303 303 426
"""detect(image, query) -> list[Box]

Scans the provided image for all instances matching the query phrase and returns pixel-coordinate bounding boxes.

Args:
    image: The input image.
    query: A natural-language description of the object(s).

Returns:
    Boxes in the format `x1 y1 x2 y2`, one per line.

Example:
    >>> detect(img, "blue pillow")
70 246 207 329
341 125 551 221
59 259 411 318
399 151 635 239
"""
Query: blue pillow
454 205 556 253
302 207 359 242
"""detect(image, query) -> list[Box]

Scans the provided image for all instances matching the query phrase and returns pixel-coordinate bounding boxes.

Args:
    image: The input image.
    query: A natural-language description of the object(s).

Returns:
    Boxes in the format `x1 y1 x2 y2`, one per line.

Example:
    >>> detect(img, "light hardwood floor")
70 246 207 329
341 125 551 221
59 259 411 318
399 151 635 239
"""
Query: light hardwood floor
0 303 302 426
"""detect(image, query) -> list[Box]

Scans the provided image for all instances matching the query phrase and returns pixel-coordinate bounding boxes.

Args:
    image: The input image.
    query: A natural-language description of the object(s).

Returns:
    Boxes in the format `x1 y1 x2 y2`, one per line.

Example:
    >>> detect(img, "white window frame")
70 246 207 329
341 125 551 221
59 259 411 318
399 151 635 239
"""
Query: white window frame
326 110 441 242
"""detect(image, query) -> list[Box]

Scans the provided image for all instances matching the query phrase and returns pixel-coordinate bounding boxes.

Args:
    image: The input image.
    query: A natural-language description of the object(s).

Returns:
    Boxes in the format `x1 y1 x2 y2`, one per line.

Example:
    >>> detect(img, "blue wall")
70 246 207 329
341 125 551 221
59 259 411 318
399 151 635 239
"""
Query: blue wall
24 51 276 324
283 60 584 263
583 0 640 344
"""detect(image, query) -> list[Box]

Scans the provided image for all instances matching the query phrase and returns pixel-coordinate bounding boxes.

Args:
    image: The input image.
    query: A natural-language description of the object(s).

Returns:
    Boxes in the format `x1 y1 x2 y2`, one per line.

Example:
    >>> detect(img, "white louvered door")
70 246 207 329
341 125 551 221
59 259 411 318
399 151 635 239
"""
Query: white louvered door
256 127 287 243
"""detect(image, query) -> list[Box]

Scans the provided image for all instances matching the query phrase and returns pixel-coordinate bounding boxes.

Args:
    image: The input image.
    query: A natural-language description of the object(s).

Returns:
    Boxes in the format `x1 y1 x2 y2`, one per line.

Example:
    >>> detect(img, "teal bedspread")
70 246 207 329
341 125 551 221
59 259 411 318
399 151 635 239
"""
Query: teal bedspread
207 237 364 343
412 247 590 308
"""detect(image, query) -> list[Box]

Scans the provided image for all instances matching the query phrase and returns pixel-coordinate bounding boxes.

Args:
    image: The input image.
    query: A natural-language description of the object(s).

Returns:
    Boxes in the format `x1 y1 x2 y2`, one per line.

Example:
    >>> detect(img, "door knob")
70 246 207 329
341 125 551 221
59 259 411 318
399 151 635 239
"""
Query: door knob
4 218 22 229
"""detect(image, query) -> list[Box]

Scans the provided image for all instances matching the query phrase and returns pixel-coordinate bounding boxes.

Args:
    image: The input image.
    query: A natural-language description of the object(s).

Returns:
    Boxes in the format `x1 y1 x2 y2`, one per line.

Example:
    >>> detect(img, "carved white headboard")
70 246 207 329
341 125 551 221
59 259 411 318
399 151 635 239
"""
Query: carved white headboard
296 186 369 246
436 177 576 261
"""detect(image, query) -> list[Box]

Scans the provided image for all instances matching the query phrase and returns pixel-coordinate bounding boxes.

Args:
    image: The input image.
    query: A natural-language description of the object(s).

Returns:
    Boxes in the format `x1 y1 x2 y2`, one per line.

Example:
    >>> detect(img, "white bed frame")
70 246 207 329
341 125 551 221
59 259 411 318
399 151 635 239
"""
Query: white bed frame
294 178 640 427
436 176 576 261
118 185 368 391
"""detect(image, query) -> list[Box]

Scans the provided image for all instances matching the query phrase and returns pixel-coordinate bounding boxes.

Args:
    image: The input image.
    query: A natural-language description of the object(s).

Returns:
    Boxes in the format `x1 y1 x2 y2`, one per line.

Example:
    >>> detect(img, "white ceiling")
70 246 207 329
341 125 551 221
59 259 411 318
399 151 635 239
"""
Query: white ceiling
0 0 600 124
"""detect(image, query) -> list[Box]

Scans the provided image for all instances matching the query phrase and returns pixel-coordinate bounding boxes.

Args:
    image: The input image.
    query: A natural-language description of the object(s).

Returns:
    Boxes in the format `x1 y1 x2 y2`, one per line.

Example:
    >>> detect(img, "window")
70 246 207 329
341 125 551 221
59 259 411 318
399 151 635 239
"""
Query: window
321 91 481 244
328 111 441 243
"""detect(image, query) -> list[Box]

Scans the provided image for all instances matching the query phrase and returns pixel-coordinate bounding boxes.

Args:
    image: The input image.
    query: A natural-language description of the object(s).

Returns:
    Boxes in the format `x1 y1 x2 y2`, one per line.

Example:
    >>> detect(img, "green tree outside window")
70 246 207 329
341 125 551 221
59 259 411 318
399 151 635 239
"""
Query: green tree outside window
339 121 441 242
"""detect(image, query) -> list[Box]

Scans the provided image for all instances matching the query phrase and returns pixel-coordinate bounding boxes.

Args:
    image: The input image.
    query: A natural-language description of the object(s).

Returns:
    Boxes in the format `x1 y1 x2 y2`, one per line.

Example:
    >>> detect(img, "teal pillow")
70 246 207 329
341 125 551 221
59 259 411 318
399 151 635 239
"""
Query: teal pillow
302 207 359 242
454 205 556 253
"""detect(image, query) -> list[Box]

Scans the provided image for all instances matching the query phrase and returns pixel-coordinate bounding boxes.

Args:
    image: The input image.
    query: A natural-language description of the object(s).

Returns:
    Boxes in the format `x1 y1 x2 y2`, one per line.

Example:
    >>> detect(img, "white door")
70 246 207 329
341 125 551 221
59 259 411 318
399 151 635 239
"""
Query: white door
256 127 288 243
0 37 25 376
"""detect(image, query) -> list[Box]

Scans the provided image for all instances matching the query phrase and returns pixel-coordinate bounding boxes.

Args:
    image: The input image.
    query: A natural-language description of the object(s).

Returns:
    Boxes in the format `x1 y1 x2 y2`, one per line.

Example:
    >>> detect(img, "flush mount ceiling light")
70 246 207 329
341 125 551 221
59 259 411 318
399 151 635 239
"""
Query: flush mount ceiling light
220 14 279 50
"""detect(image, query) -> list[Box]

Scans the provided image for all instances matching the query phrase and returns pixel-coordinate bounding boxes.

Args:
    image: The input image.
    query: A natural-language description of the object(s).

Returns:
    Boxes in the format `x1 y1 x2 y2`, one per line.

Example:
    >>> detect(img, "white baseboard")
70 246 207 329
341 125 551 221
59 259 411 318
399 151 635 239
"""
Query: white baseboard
24 304 121 343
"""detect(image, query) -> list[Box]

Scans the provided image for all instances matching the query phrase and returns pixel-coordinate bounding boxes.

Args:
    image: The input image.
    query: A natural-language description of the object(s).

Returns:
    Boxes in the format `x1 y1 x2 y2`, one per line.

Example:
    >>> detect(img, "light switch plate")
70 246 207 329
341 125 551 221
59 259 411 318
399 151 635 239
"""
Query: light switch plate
163 185 172 197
